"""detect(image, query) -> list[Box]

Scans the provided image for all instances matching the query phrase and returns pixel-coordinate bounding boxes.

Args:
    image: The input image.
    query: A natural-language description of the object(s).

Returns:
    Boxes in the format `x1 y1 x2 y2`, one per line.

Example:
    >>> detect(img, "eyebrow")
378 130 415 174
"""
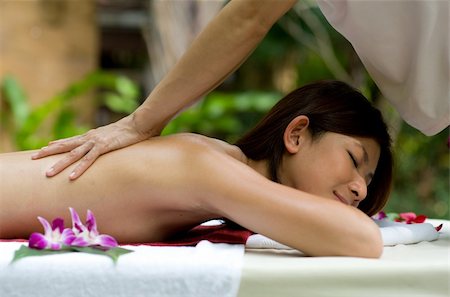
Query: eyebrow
355 142 374 183
355 142 369 164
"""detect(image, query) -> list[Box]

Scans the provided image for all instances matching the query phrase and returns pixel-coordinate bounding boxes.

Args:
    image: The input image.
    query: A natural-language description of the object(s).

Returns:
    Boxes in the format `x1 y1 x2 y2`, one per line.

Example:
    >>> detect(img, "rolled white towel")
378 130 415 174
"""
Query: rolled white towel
246 221 440 250
374 220 440 246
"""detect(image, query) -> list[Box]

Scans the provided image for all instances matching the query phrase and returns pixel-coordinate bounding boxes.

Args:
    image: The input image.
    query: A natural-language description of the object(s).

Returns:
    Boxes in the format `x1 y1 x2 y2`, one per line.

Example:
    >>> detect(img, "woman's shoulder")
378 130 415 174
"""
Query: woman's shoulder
154 133 248 164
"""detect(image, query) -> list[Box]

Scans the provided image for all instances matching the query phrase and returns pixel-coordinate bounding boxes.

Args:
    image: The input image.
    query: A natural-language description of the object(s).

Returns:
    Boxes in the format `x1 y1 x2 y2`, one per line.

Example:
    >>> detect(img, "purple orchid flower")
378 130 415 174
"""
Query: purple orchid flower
372 211 387 220
28 208 118 251
69 208 118 249
29 217 76 250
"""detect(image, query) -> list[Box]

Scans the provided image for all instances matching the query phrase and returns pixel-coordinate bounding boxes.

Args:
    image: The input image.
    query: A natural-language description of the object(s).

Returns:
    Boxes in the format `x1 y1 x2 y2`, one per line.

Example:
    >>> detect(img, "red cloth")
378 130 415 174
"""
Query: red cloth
0 239 27 243
127 224 254 246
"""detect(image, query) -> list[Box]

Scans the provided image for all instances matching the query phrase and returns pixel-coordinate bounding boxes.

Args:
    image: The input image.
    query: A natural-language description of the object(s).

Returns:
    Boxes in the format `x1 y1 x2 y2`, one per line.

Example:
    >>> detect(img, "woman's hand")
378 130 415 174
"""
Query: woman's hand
31 114 154 180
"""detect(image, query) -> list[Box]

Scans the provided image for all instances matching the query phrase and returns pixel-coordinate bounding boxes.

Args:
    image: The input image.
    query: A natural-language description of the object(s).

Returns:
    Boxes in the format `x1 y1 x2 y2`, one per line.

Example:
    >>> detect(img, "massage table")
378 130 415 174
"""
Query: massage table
0 219 448 297
239 218 449 297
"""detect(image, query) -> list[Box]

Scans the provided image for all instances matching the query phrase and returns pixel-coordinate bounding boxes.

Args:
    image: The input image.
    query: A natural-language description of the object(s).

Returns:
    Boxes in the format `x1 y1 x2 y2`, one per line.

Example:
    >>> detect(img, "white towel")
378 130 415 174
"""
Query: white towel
0 240 244 297
246 234 292 250
374 220 440 246
246 221 440 250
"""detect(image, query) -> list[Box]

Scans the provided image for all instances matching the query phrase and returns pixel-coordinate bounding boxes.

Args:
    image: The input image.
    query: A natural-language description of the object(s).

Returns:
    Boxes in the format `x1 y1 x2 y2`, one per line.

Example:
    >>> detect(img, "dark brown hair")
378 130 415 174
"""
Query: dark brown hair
235 80 393 216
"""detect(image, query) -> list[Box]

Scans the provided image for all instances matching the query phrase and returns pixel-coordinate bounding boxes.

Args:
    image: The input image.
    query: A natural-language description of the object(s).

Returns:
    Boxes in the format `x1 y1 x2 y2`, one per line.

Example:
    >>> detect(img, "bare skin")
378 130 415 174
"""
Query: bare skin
2 134 227 242
1 129 382 258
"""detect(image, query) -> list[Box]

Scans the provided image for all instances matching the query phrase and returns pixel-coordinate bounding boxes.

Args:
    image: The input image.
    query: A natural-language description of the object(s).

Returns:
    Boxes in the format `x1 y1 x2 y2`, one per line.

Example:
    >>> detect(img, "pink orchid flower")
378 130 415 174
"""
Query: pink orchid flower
29 217 76 250
28 208 118 251
69 207 118 248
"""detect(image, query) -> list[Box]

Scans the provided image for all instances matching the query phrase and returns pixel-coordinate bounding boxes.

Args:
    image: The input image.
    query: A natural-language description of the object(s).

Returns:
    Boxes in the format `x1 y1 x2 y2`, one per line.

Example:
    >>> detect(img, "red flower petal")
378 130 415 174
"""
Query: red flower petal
413 215 427 223
399 212 416 222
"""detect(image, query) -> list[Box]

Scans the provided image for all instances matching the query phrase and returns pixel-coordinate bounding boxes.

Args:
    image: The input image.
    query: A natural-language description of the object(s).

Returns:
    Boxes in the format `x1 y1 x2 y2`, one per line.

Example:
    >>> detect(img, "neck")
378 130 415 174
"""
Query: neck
234 145 271 180
246 158 271 180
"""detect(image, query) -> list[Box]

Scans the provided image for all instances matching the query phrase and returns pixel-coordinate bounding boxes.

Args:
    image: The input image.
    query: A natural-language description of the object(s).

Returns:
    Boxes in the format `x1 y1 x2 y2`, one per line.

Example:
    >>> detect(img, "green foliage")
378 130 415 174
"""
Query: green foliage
1 72 140 150
11 245 133 264
385 125 449 219
162 91 281 143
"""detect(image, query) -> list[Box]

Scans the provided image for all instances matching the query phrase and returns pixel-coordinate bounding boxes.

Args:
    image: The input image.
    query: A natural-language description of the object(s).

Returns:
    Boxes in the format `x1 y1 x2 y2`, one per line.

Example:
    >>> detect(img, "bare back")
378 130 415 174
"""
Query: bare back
0 134 244 242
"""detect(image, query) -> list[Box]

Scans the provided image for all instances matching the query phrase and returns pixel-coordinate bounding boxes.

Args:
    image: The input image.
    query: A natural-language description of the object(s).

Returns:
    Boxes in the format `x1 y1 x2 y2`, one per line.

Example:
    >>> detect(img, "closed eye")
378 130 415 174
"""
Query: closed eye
348 151 358 168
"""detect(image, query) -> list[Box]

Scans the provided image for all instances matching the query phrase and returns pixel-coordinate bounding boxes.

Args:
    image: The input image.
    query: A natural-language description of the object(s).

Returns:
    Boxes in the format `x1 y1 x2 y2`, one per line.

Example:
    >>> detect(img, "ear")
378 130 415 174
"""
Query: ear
283 115 310 154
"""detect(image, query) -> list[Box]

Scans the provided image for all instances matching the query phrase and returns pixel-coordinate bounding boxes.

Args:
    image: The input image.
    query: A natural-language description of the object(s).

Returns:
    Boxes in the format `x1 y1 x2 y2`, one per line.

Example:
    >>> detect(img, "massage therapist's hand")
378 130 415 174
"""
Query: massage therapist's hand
31 112 156 180
30 0 297 180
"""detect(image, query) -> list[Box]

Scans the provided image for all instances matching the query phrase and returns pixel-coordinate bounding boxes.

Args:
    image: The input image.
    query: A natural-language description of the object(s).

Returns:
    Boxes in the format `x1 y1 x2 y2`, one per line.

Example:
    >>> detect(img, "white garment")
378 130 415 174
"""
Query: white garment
317 0 450 136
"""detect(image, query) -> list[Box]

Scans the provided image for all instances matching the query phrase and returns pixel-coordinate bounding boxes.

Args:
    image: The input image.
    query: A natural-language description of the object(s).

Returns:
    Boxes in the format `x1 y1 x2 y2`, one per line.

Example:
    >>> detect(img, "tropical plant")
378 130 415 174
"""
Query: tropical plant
162 91 281 143
1 71 140 150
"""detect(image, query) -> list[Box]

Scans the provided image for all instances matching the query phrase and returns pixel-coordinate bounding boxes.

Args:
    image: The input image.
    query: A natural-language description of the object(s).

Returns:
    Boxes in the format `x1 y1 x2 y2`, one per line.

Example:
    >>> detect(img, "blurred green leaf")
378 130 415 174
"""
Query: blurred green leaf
104 92 138 114
1 72 140 150
11 245 133 264
162 91 280 144
53 109 89 140
1 76 30 127
115 76 139 99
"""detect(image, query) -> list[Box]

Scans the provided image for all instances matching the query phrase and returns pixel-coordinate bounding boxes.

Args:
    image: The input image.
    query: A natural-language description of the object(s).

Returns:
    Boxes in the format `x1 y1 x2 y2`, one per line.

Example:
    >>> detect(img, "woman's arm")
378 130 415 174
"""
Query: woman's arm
33 0 297 180
195 146 383 258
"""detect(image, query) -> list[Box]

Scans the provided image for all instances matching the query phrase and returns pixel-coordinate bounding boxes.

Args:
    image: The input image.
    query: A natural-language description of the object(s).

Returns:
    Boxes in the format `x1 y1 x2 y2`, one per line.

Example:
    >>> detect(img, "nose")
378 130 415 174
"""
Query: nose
348 175 368 202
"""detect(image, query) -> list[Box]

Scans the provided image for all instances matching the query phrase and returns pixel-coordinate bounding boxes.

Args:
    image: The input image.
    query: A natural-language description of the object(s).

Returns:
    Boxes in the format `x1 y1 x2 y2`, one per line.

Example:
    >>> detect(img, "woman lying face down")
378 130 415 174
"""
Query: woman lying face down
236 80 392 216
0 80 392 258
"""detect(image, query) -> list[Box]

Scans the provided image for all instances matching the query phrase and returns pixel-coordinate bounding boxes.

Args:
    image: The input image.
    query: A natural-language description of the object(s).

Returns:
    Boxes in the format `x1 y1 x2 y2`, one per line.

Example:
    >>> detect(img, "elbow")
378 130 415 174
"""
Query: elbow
342 207 383 258
315 224 383 258
353 220 383 259
369 228 383 258
229 7 271 43
362 237 383 259
326 213 383 258
227 0 295 39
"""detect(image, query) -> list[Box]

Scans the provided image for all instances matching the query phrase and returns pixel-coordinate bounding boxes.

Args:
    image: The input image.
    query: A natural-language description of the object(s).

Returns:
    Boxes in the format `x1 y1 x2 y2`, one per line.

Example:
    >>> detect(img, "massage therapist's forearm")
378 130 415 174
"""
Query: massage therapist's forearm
133 0 297 136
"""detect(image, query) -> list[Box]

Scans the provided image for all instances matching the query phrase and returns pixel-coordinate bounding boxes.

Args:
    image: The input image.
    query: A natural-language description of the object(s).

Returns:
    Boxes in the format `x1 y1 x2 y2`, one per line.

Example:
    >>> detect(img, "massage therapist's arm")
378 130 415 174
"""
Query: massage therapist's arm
32 0 298 180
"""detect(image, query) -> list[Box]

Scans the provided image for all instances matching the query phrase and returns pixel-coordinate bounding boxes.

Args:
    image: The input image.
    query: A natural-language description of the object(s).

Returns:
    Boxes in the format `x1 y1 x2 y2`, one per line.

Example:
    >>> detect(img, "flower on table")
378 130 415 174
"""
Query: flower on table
372 210 443 231
69 207 118 248
435 224 443 232
28 208 117 250
29 217 76 250
395 212 427 224
12 208 131 264
372 211 387 220
372 211 427 224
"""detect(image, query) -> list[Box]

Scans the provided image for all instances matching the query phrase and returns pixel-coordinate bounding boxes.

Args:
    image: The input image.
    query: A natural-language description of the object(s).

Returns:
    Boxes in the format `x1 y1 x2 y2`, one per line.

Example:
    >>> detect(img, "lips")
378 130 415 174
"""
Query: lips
333 191 349 205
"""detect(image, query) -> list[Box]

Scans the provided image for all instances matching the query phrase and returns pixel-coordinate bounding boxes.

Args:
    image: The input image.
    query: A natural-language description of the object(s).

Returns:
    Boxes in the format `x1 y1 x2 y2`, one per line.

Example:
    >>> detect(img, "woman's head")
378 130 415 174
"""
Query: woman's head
235 80 393 216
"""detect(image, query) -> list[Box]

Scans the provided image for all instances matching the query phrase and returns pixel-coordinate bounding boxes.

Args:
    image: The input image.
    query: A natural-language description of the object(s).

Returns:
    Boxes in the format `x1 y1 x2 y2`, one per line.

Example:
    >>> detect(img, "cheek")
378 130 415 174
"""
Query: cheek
294 160 331 194
295 152 349 195
326 154 353 184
